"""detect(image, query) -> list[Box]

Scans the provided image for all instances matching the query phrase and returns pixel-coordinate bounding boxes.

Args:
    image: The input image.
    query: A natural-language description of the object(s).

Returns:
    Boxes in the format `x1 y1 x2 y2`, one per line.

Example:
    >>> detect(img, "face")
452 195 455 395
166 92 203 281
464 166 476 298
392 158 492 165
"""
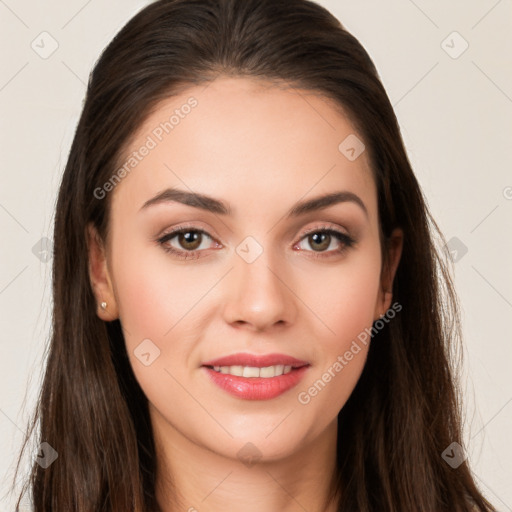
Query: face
88 76 402 464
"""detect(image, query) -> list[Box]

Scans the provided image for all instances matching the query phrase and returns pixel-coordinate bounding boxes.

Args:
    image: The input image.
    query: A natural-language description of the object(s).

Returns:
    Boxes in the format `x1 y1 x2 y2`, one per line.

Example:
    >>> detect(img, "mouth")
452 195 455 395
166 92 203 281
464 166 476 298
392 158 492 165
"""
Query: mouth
201 353 310 400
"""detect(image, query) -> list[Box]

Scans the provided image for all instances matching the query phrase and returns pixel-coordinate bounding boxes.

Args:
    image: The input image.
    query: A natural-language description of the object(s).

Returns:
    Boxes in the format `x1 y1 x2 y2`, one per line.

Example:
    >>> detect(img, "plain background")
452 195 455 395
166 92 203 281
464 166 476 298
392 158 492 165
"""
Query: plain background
1 0 511 510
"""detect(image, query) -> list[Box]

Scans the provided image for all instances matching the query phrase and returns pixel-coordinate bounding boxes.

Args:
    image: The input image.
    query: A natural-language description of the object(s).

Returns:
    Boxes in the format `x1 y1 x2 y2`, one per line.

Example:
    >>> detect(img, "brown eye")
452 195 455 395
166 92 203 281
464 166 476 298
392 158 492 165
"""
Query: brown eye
158 227 218 258
295 228 355 258
176 231 203 251
307 232 332 252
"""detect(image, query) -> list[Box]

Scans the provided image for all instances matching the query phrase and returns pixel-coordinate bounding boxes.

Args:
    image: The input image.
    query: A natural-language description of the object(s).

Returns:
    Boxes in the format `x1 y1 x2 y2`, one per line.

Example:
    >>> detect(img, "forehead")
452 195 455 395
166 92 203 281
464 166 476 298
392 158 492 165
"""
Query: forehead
110 76 376 218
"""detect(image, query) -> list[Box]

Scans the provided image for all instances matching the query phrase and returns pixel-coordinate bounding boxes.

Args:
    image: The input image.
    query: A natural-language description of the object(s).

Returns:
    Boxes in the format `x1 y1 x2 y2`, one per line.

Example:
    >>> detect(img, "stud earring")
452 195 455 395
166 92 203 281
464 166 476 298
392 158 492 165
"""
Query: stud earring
100 301 107 310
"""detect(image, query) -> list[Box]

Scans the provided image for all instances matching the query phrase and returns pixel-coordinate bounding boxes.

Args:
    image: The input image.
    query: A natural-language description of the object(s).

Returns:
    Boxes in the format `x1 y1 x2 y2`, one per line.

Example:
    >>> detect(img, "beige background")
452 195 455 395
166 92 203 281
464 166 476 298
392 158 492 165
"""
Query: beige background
1 0 511 509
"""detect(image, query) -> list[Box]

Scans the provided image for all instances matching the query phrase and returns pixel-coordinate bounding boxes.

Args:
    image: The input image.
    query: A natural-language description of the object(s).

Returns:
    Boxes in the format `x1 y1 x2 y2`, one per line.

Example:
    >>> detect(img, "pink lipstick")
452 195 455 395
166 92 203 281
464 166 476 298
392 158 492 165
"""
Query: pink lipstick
201 353 310 400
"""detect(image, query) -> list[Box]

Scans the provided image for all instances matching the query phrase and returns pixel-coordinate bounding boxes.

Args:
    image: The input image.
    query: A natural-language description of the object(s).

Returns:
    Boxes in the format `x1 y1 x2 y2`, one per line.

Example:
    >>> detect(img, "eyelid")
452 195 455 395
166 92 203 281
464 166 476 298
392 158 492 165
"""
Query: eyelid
157 222 221 243
299 223 350 238
157 221 350 241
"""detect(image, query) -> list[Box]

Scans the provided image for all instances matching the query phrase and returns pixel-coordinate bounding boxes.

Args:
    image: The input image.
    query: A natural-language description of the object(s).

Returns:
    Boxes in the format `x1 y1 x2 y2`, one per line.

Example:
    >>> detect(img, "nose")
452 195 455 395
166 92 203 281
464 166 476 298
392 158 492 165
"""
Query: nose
222 249 297 332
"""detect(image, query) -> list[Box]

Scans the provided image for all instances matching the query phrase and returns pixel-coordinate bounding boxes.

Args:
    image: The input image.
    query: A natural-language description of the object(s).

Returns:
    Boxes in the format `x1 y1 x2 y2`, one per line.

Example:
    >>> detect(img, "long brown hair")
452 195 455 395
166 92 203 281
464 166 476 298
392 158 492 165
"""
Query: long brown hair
12 0 494 510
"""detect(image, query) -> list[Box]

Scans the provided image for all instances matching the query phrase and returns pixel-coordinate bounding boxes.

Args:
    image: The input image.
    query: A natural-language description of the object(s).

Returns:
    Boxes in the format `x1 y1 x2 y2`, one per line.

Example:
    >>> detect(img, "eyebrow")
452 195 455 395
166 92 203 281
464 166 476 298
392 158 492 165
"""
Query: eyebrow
140 187 368 218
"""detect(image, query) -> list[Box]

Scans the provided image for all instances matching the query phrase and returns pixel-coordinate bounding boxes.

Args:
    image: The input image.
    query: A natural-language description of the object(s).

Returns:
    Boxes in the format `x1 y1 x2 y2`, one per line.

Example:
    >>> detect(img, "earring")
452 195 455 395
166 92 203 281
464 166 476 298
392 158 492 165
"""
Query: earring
100 301 107 310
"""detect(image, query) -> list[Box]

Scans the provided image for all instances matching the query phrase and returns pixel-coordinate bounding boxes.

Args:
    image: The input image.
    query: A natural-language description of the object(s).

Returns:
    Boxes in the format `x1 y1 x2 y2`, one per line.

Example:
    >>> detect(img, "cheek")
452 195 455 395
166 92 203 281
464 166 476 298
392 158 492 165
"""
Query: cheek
110 249 207 408
109 238 235 406
111 241 211 347
293 249 381 412
297 246 381 349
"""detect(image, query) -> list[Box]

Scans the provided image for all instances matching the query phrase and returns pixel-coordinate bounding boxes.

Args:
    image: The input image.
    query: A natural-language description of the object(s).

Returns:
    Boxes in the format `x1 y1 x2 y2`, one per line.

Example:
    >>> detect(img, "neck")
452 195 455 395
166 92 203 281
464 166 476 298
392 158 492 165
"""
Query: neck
152 410 340 512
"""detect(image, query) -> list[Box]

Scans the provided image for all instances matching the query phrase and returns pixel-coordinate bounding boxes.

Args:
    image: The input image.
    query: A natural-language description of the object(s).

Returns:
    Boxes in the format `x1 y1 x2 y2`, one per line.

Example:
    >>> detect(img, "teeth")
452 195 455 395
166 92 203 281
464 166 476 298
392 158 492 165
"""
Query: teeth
243 366 260 378
230 365 244 377
259 366 275 378
211 364 295 378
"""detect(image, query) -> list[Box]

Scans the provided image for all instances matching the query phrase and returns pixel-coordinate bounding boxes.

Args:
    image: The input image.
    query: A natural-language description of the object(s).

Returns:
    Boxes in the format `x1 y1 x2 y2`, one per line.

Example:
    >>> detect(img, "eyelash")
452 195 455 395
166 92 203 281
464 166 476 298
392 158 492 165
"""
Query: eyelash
156 223 355 260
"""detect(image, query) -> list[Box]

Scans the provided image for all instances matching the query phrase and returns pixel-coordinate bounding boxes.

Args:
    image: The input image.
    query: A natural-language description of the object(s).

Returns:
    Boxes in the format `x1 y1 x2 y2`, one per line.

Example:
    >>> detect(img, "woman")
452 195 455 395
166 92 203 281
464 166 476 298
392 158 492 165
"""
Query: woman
13 0 495 510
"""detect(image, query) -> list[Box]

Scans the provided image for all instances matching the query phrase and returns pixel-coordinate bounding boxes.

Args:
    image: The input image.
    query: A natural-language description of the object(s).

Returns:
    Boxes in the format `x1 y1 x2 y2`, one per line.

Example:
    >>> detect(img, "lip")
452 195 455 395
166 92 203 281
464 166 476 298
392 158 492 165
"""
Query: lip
201 352 310 400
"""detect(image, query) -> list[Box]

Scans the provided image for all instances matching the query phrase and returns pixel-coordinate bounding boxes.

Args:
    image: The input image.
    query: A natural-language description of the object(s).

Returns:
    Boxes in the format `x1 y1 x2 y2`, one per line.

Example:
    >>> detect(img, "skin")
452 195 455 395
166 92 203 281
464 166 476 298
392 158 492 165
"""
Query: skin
88 76 403 512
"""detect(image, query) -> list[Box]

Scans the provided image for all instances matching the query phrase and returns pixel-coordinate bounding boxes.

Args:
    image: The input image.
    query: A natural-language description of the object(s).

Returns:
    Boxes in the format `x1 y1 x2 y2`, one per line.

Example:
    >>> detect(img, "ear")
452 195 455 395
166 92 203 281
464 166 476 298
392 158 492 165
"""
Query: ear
374 227 403 321
87 223 119 321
